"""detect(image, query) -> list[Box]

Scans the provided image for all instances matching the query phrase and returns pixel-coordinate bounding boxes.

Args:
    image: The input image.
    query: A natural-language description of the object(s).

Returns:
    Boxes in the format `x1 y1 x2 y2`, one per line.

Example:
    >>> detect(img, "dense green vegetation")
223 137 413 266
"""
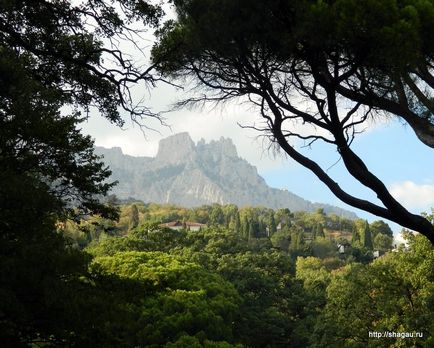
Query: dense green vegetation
53 202 433 347
69 201 391 257
0 0 160 345
1 1 433 346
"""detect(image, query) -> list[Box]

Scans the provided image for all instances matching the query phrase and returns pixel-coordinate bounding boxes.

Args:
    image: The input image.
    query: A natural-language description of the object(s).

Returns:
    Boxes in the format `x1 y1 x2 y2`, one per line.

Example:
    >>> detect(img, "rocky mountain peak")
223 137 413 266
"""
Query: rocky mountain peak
155 132 195 165
197 136 238 158
95 133 357 218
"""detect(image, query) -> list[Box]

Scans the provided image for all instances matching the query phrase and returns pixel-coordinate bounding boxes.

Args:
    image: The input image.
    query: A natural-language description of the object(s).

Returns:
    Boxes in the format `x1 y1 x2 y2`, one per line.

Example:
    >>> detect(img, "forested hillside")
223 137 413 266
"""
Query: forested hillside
2 0 433 347
65 202 386 255
54 202 433 347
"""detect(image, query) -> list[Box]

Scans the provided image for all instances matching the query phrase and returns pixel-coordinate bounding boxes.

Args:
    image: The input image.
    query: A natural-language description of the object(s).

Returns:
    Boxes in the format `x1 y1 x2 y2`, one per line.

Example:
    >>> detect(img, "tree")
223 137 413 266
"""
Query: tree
151 0 434 243
294 257 331 347
129 204 140 230
289 226 305 252
228 211 241 234
248 220 255 240
165 336 242 348
210 204 225 226
240 215 249 240
351 223 361 248
370 220 394 238
0 0 163 344
373 233 393 253
93 251 241 346
313 223 325 239
315 234 434 347
310 238 336 259
1 0 163 124
266 210 277 236
361 220 374 250
222 204 239 228
215 251 297 347
270 229 291 251
1 0 164 218
275 208 292 229
313 209 327 227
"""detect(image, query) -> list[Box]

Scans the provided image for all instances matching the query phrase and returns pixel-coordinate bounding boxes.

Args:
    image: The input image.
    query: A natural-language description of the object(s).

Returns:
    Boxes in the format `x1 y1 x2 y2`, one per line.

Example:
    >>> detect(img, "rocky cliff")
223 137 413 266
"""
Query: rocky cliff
95 132 357 218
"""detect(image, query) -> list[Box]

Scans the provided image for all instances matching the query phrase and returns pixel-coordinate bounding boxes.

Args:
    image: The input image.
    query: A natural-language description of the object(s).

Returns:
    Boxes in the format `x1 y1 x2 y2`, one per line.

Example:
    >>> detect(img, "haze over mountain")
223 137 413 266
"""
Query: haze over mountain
95 132 357 218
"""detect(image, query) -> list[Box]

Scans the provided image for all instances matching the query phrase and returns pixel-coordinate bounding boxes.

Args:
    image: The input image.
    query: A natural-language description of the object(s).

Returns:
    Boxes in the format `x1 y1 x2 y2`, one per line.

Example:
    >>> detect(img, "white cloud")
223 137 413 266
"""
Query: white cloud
80 65 393 174
81 90 294 171
389 181 434 211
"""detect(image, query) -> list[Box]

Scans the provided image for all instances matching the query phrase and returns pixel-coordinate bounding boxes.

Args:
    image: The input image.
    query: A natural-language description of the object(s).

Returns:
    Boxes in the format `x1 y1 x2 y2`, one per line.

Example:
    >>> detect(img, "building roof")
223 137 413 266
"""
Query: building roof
160 220 207 228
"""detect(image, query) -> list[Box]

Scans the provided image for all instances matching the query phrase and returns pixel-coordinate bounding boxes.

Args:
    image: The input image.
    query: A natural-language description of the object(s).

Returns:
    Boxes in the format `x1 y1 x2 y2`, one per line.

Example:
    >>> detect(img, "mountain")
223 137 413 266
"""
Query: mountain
95 132 357 218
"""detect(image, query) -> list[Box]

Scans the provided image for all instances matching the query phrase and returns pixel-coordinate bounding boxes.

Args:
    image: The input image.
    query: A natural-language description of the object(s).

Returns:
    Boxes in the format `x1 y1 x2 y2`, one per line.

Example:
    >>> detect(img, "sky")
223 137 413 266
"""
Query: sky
81 80 434 236
80 4 434 237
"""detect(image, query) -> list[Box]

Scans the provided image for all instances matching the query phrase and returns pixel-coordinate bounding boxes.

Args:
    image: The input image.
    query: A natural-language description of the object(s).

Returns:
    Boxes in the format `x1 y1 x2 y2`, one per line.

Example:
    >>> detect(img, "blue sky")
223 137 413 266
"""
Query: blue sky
261 120 434 232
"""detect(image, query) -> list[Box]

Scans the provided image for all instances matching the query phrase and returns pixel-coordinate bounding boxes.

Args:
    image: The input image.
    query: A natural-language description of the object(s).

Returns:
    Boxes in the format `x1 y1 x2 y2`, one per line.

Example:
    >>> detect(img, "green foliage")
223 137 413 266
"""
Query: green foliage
361 220 374 250
80 202 359 260
310 238 337 259
270 229 292 251
93 251 241 347
294 256 332 345
0 50 117 218
85 235 152 257
373 233 394 252
315 234 434 347
129 204 140 230
75 204 433 347
0 175 145 347
86 223 188 257
164 335 242 347
352 219 374 253
88 220 307 347
289 225 307 255
0 0 162 345
210 204 225 226
370 220 394 238
296 257 331 299
313 223 325 239
275 208 292 229
215 251 298 347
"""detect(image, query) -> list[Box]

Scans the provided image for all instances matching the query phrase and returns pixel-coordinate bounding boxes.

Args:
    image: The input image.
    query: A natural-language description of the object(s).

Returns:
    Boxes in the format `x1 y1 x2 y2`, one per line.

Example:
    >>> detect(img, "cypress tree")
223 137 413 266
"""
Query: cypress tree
129 204 139 230
234 212 241 233
241 215 249 240
268 213 277 236
248 220 255 240
351 226 361 248
315 223 325 239
362 220 373 250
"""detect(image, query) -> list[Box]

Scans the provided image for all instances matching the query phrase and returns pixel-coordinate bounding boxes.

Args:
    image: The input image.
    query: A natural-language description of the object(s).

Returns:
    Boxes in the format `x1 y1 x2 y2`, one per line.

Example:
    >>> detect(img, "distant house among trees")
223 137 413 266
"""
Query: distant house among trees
160 220 206 231
337 244 346 254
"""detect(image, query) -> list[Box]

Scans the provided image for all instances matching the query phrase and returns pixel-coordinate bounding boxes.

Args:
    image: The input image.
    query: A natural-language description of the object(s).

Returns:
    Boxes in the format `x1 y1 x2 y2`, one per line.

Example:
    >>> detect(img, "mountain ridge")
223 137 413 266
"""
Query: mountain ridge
95 132 357 218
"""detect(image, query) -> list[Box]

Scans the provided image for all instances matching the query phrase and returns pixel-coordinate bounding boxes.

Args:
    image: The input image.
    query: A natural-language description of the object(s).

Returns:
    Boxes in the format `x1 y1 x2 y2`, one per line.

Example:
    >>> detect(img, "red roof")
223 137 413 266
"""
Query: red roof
160 220 206 228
